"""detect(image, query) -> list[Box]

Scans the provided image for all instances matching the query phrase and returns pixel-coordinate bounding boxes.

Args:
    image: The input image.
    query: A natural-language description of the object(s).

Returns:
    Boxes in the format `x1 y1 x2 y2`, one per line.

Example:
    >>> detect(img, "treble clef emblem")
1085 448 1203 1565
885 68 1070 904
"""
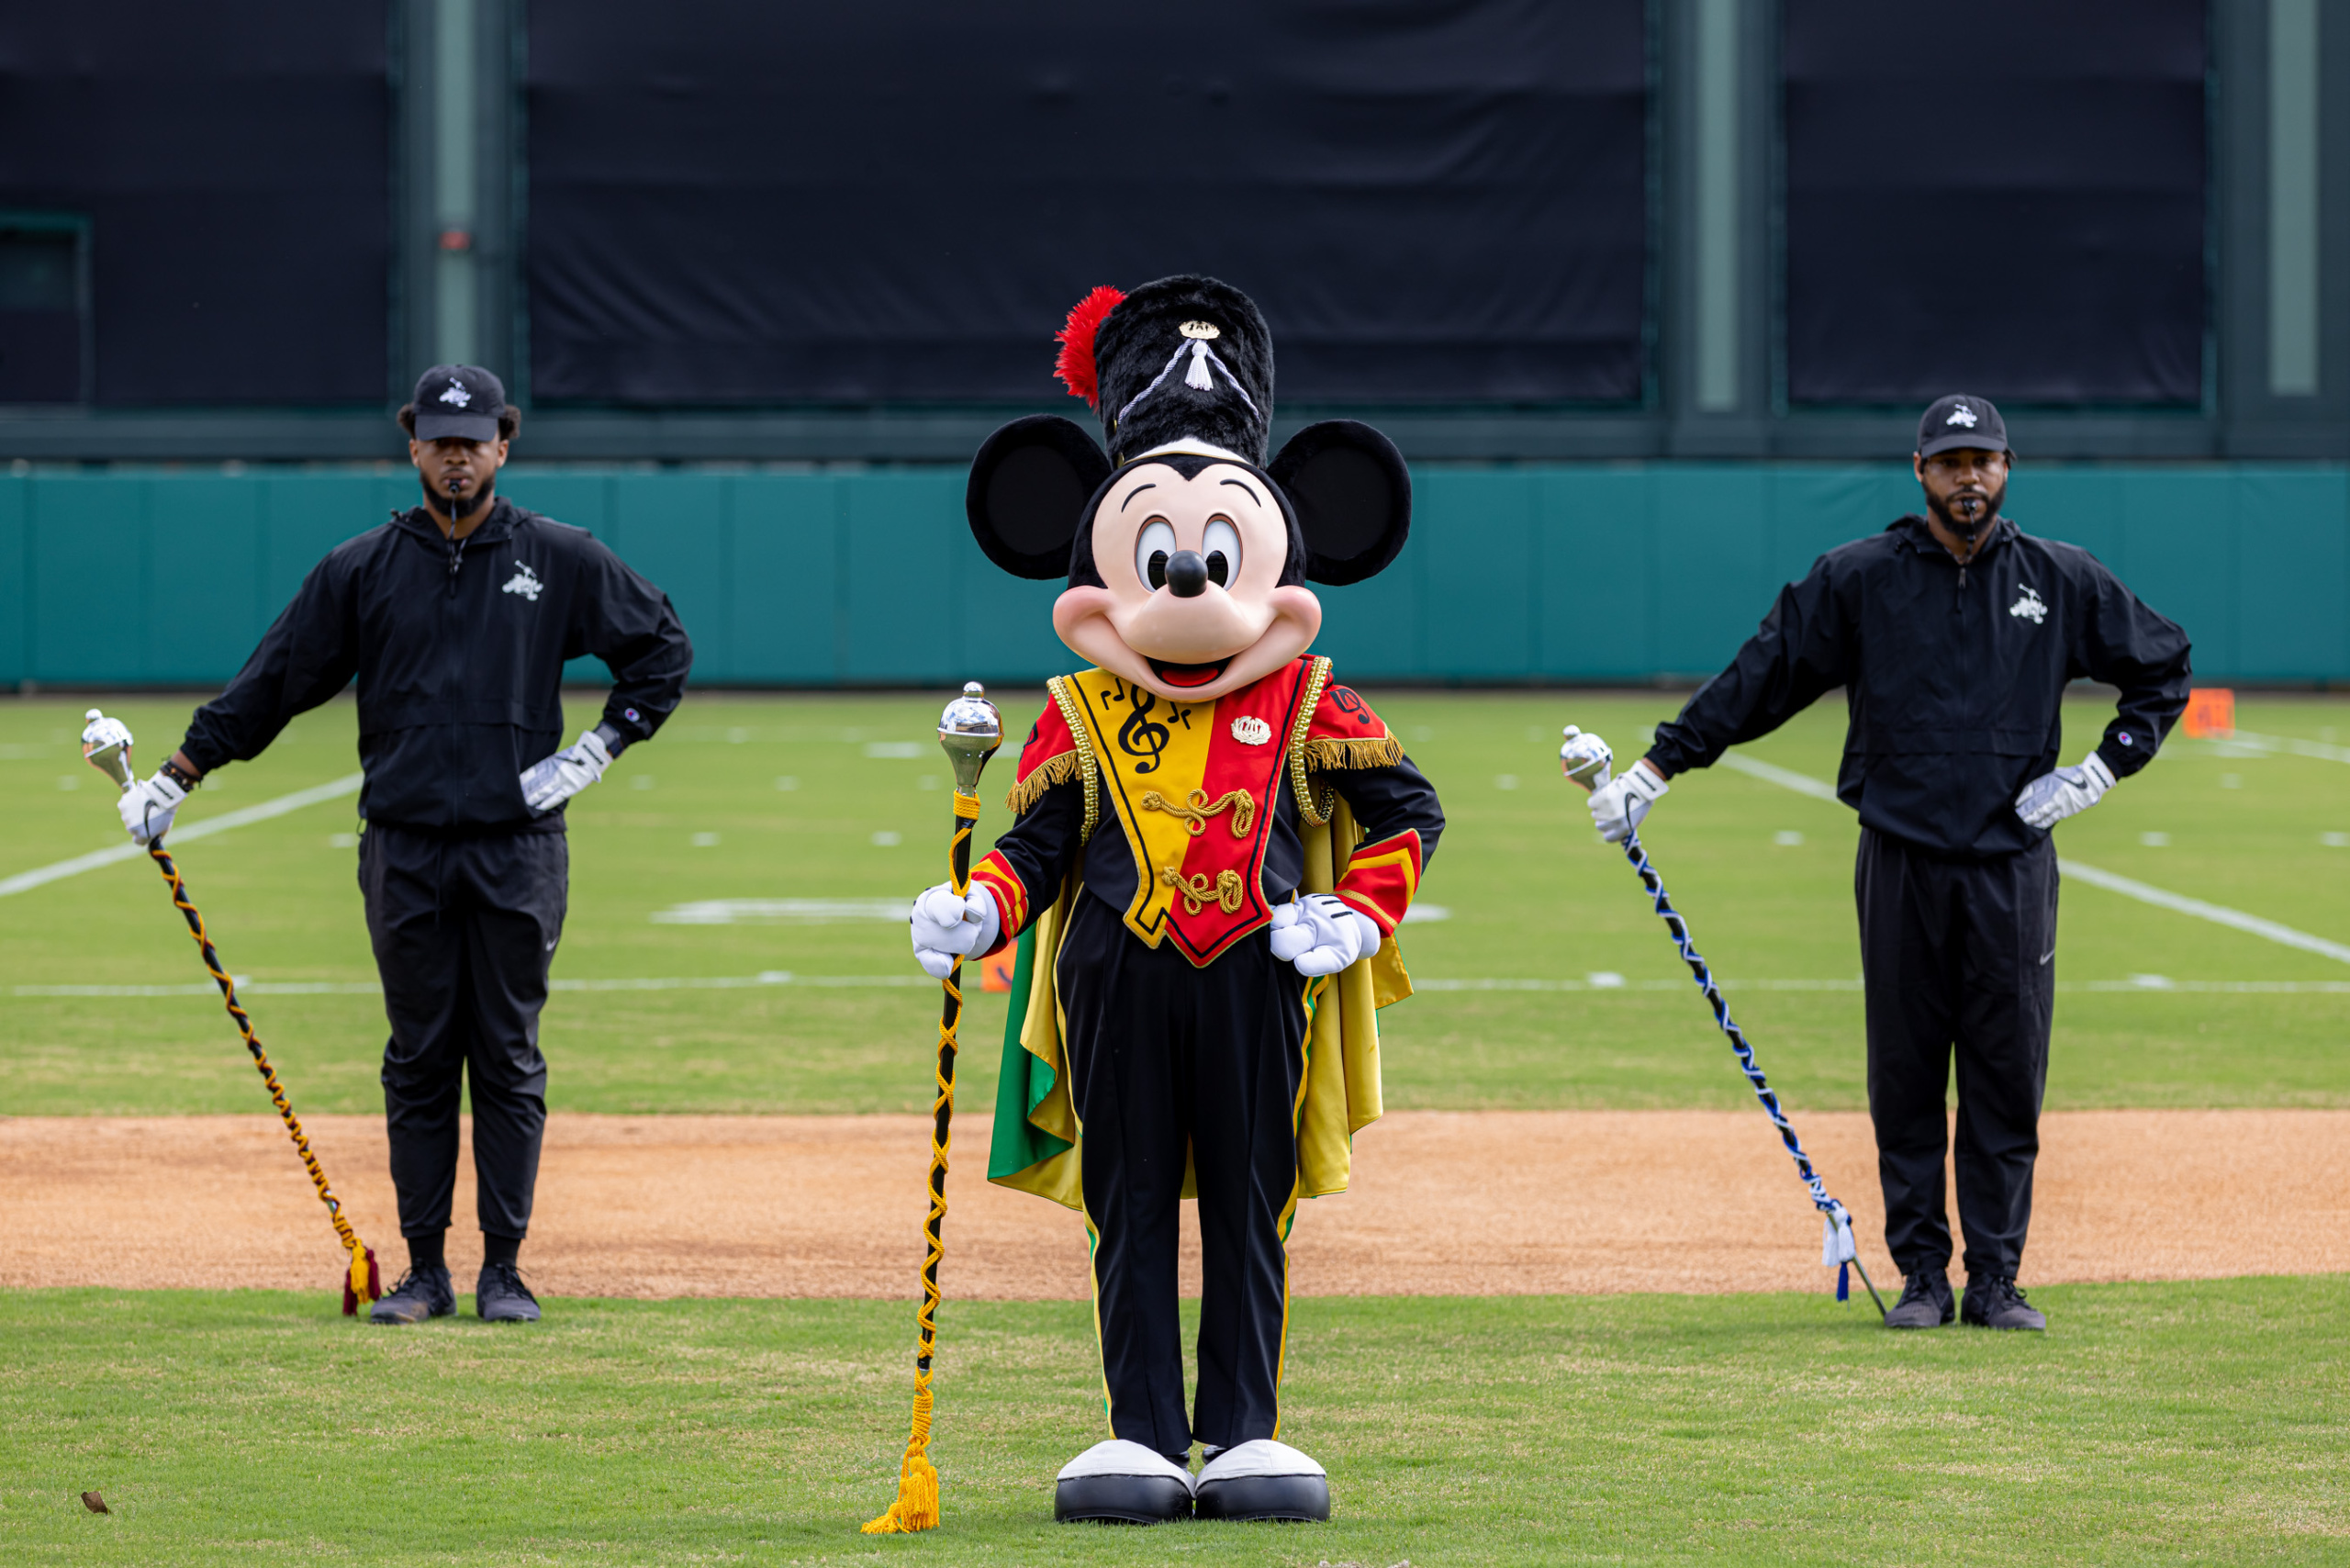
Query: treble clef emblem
1116 689 1171 774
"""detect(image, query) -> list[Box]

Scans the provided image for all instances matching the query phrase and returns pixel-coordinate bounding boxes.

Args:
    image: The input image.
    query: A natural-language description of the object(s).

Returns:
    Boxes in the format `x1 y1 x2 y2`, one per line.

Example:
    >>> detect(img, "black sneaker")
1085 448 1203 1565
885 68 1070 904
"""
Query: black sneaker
1884 1267 1955 1329
476 1261 542 1323
1962 1274 2046 1331
369 1266 455 1325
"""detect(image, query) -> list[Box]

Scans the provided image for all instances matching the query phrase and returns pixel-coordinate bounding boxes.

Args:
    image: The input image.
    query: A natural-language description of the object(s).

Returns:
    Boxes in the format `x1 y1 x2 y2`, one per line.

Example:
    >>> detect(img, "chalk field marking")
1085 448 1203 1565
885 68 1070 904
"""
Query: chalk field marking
0 773 365 900
1717 751 2350 967
12 972 2345 1001
2221 730 2350 766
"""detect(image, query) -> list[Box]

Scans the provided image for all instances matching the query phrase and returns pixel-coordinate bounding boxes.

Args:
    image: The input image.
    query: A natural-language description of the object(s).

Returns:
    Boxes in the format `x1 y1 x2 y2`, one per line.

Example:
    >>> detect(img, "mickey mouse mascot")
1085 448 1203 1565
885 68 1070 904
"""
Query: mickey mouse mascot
907 276 1443 1525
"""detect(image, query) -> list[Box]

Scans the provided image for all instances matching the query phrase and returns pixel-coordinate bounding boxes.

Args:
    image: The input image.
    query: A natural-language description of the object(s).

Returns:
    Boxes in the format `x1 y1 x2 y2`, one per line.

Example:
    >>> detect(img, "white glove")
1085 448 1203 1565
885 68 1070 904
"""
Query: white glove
1588 761 1669 844
117 771 187 846
910 881 1002 980
1560 724 1615 790
2015 752 2115 830
520 730 613 814
1268 893 1382 978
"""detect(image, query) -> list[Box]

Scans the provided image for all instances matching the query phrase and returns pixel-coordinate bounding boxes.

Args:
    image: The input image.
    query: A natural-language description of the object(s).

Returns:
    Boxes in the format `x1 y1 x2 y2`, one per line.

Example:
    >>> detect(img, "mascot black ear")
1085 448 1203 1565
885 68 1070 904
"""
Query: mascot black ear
966 415 1113 580
1268 420 1411 585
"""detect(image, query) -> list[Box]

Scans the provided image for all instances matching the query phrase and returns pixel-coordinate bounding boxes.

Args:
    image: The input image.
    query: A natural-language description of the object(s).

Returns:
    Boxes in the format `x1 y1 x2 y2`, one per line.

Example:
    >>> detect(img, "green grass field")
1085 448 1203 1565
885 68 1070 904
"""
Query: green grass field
4 689 2345 1564
3 690 2344 1117
5 1281 2344 1565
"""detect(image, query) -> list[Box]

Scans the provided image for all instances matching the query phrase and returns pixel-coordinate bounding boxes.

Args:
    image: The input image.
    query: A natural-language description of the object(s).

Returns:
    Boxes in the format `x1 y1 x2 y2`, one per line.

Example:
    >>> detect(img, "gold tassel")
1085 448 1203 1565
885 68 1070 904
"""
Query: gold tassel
1300 734 1404 771
1003 750 1084 816
862 1380 941 1533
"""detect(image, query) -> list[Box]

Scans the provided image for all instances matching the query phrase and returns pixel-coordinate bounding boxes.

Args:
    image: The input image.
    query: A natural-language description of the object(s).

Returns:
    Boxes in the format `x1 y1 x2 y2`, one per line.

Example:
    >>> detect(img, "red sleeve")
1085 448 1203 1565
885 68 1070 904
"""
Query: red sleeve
1334 831 1424 936
968 851 1030 954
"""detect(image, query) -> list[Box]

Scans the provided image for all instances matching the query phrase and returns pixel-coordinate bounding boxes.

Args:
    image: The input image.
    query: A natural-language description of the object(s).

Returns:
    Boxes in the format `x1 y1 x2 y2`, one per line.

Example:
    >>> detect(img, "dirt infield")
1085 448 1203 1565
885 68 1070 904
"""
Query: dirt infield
4 1110 2345 1300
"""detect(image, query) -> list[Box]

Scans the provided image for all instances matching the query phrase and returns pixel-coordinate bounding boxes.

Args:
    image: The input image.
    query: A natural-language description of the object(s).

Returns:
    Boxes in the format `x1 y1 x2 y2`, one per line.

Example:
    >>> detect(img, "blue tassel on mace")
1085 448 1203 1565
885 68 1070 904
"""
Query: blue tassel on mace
1837 1261 1851 1302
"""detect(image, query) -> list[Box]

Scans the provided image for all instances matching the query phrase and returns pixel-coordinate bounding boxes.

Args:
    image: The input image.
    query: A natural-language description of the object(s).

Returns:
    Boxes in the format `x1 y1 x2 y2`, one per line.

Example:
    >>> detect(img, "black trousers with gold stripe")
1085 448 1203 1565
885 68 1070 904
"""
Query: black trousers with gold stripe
1056 890 1313 1464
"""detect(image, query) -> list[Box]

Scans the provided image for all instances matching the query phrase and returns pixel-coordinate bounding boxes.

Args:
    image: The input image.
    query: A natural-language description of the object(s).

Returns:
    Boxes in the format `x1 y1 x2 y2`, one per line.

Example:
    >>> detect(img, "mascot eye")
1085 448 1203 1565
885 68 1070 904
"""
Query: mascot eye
1203 518 1241 588
1136 520 1177 589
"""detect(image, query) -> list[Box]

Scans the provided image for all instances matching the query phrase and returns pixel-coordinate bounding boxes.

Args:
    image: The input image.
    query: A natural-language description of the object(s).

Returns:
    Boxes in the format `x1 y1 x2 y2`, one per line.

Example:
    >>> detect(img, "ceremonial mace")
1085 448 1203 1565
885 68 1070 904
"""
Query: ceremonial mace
1561 729 1886 1318
80 711 382 1315
865 681 1002 1535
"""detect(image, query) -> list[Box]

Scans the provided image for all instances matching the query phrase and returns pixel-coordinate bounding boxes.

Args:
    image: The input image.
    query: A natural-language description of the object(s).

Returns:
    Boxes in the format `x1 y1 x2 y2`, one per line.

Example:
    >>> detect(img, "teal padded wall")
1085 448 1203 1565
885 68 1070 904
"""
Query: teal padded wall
3 463 2344 687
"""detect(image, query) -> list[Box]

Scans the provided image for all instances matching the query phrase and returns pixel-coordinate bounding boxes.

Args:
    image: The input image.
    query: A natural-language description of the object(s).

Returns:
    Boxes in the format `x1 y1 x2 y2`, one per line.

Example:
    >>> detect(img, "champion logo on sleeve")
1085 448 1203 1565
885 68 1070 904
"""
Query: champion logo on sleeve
502 563 543 601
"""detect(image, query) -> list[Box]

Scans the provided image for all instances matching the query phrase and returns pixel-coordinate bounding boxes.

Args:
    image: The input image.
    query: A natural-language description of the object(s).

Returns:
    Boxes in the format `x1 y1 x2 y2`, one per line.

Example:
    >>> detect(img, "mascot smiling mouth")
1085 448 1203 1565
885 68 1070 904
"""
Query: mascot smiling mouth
1149 657 1228 688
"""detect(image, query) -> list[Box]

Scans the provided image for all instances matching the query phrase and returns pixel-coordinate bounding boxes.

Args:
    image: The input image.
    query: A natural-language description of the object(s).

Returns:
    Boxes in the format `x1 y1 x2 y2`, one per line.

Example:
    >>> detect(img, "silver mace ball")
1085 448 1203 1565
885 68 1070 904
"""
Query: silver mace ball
82 708 137 792
937 681 1003 794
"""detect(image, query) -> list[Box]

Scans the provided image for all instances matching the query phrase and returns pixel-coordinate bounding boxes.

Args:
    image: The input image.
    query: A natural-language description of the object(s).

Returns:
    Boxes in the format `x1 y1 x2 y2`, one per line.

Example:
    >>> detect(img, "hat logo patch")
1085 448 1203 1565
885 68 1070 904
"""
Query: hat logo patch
440 377 472 408
502 563 543 602
2009 585 2046 624
1944 402 1978 428
1180 320 1221 341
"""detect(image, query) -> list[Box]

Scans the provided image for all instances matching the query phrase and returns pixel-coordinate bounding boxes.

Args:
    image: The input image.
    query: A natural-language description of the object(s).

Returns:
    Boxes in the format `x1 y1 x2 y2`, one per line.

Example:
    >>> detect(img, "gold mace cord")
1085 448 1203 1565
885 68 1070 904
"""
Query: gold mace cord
863 788 982 1535
147 839 380 1314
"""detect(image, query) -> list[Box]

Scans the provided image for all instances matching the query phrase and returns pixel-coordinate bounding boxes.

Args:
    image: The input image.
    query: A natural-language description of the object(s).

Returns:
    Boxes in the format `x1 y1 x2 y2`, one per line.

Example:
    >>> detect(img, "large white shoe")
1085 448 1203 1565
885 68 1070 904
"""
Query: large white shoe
1053 1439 1195 1524
1192 1438 1331 1522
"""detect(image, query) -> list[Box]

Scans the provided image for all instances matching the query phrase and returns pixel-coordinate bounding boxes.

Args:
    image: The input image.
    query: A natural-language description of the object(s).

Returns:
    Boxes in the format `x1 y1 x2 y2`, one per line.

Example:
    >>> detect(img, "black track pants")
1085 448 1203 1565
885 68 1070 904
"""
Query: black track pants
1855 829 2056 1279
359 823 567 1242
1056 891 1314 1464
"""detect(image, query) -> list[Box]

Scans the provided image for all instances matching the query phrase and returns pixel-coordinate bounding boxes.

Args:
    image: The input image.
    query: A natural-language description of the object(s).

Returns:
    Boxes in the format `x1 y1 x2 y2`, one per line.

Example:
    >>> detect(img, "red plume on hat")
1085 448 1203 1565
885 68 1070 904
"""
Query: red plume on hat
1053 286 1125 407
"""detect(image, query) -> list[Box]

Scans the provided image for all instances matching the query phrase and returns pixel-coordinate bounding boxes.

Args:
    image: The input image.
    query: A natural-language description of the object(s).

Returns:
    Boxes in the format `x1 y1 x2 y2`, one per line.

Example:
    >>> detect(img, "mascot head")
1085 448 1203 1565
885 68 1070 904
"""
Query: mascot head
966 275 1411 704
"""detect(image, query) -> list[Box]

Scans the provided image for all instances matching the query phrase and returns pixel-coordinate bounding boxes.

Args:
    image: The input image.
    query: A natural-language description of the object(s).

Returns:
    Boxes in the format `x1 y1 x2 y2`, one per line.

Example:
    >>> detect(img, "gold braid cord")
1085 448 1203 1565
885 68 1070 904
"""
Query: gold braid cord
1287 657 1338 826
148 841 380 1315
1159 866 1246 915
864 789 979 1534
1140 786 1255 839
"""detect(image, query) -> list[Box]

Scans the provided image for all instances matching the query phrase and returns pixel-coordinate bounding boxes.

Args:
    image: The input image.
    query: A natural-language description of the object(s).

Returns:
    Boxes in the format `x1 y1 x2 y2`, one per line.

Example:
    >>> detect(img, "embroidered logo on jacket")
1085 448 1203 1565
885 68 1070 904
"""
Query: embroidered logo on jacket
1945 401 1979 428
2009 585 2047 623
502 564 543 601
1229 715 1272 745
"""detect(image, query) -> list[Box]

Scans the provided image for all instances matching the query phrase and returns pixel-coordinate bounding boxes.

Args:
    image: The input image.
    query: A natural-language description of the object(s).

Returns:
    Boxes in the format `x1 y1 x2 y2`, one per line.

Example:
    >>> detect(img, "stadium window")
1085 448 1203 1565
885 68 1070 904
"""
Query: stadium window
0 218 90 405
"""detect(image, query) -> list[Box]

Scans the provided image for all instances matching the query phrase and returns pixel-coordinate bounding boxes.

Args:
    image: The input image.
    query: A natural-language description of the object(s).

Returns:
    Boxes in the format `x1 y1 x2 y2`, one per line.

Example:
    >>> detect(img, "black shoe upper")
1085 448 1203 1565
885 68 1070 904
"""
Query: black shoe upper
1884 1267 1954 1328
369 1265 456 1324
1962 1274 2046 1330
476 1260 542 1322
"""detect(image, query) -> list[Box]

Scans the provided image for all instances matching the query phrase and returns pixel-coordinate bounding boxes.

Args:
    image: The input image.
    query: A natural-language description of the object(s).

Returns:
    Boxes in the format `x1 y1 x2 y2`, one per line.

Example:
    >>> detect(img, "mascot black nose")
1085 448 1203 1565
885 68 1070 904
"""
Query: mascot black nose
1164 550 1209 598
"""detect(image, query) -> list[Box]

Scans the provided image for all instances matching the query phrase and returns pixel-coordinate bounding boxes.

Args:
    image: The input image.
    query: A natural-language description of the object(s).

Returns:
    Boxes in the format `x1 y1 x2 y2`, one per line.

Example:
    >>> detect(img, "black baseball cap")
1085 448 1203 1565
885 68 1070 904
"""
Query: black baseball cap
408 364 507 442
1916 394 2009 457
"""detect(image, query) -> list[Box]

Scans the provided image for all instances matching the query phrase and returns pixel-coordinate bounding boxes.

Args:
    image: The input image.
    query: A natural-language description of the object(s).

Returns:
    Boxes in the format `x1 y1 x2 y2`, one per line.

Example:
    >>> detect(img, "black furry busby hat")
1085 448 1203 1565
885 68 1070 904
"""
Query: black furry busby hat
1057 275 1272 466
967 275 1413 588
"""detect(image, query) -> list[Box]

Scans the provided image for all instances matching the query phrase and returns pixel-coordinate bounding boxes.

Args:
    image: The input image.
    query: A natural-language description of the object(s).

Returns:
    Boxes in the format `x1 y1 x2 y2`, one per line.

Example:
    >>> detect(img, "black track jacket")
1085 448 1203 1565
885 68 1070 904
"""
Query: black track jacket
1644 515 2191 857
182 498 692 834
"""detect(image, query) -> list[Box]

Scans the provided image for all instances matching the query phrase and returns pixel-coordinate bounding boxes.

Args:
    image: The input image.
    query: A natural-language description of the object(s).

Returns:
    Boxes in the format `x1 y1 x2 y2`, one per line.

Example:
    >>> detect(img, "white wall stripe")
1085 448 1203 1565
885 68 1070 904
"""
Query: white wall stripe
0 774 365 899
1716 750 2350 967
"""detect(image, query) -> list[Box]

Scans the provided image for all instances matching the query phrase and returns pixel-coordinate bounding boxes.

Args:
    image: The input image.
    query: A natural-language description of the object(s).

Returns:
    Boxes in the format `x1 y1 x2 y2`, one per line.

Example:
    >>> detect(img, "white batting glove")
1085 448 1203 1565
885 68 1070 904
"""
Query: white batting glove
1589 761 1668 844
2015 752 2115 830
117 771 187 845
1560 724 1615 790
1269 893 1381 978
520 729 613 814
910 881 1002 980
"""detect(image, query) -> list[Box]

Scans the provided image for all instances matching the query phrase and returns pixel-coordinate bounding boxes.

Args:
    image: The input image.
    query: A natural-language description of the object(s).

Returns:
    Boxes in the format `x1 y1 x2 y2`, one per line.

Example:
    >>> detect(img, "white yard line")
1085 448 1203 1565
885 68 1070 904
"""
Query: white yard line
10 972 2345 1000
1717 751 2350 967
0 773 364 899
2217 729 2350 766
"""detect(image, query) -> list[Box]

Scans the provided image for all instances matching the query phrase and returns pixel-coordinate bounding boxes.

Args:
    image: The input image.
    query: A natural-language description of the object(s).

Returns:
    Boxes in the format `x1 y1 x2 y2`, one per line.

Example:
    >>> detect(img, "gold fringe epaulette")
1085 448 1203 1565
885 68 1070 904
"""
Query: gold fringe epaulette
1300 734 1404 771
1004 750 1085 817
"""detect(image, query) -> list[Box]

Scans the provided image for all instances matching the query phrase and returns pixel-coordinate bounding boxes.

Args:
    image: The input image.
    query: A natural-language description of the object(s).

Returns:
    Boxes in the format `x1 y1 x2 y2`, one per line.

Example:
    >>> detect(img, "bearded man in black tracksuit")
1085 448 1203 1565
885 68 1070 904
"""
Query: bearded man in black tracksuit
1582 396 2190 1331
111 365 692 1325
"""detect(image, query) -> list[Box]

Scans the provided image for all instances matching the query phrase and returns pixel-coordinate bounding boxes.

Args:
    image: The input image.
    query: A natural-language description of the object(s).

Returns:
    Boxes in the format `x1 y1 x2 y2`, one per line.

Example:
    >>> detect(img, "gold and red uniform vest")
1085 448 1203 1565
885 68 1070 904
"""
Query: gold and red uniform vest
973 655 1423 968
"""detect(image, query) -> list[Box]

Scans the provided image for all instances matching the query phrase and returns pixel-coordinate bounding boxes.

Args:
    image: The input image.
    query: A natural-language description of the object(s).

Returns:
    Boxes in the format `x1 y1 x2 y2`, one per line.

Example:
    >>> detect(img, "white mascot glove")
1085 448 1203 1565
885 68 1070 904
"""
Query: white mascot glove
1268 893 1382 978
520 729 613 814
1588 760 1669 844
2015 752 2115 830
909 881 1002 980
117 771 187 846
